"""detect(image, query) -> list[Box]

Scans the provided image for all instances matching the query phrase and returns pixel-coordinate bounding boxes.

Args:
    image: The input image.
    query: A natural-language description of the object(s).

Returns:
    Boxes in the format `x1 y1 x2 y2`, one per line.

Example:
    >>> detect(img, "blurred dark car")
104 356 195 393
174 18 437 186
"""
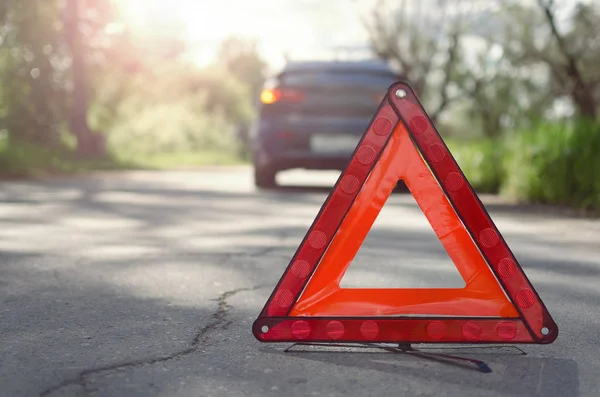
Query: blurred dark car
249 59 403 188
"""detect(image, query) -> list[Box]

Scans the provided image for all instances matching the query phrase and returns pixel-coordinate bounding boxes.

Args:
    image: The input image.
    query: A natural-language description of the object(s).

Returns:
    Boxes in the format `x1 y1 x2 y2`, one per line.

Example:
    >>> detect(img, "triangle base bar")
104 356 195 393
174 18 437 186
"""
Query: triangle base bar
253 317 548 344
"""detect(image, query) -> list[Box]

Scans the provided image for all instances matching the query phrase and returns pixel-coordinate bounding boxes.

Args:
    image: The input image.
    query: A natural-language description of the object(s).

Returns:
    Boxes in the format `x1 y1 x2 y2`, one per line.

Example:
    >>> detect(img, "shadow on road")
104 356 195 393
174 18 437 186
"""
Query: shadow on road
262 345 580 397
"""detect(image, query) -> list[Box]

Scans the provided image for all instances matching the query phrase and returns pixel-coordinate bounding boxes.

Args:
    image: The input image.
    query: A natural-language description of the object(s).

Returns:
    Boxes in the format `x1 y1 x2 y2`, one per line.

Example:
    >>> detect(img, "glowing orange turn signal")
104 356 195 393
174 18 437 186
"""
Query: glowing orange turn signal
260 88 304 104
260 89 279 104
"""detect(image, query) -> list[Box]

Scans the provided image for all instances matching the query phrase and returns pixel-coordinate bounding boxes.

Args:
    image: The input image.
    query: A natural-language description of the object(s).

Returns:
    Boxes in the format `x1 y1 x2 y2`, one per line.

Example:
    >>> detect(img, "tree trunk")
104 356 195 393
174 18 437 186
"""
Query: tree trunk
63 0 106 158
571 79 598 120
539 0 597 119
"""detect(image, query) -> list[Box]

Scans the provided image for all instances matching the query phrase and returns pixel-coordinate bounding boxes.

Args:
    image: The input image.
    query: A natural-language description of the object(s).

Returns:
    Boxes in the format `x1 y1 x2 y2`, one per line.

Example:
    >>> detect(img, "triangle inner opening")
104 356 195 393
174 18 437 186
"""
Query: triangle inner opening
288 125 517 318
339 180 466 289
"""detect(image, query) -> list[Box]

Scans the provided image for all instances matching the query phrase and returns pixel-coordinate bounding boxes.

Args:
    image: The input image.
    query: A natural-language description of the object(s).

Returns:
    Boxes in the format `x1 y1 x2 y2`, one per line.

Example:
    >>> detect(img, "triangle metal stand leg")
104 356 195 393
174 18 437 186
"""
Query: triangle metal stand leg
283 342 527 374
383 343 493 373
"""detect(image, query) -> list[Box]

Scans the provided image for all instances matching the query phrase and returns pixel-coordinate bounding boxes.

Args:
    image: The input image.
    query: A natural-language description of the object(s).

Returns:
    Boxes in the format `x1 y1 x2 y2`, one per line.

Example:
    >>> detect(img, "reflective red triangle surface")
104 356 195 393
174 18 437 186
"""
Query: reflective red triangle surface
253 82 558 344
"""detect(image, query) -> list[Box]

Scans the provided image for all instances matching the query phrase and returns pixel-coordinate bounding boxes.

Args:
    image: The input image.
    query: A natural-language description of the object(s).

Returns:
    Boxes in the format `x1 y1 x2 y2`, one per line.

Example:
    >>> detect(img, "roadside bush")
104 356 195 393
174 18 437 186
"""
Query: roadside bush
571 120 600 210
89 62 254 164
445 138 504 193
107 95 240 156
0 137 130 177
501 119 600 211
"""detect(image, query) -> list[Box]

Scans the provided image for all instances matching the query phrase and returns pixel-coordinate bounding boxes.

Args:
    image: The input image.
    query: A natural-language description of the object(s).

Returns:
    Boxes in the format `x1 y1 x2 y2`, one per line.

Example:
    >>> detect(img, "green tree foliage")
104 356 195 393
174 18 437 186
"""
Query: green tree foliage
363 0 465 123
367 0 599 212
214 36 268 158
0 0 130 155
99 60 254 157
0 0 68 146
452 41 555 138
366 0 600 135
217 37 267 100
0 1 266 165
499 0 600 120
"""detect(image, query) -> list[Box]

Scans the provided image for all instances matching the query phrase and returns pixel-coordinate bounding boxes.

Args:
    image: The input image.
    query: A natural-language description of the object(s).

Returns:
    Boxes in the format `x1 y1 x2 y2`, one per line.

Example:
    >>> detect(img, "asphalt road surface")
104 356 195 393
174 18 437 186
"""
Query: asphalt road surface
1 167 599 397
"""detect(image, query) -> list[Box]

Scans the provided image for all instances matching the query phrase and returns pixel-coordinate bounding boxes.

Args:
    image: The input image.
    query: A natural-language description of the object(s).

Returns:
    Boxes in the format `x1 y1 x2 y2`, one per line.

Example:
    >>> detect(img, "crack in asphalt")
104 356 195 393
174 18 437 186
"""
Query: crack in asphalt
39 285 266 397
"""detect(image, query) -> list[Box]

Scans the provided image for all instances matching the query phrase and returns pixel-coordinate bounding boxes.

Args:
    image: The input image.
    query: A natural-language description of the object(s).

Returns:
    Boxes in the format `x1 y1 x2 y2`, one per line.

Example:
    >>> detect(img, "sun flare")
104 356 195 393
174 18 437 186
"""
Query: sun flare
117 0 193 31
116 0 257 39
115 1 263 56
113 0 376 68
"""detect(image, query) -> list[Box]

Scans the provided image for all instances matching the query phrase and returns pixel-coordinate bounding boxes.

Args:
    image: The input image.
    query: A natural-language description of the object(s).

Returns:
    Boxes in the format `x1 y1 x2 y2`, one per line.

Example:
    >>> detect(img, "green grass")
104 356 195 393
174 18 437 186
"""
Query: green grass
444 120 599 216
500 119 600 212
445 118 600 215
114 150 248 169
0 139 136 178
99 100 251 170
0 139 248 179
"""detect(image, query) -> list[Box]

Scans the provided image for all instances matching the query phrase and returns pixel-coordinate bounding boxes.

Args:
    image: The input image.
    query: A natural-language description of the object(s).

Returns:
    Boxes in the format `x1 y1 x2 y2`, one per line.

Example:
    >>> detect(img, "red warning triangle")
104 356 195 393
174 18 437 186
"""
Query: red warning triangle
252 82 558 345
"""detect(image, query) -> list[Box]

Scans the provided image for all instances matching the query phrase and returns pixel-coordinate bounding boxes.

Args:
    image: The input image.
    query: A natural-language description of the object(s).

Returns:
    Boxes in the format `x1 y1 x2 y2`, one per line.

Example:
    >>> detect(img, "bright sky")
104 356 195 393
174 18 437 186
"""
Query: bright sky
117 0 378 70
117 0 588 71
